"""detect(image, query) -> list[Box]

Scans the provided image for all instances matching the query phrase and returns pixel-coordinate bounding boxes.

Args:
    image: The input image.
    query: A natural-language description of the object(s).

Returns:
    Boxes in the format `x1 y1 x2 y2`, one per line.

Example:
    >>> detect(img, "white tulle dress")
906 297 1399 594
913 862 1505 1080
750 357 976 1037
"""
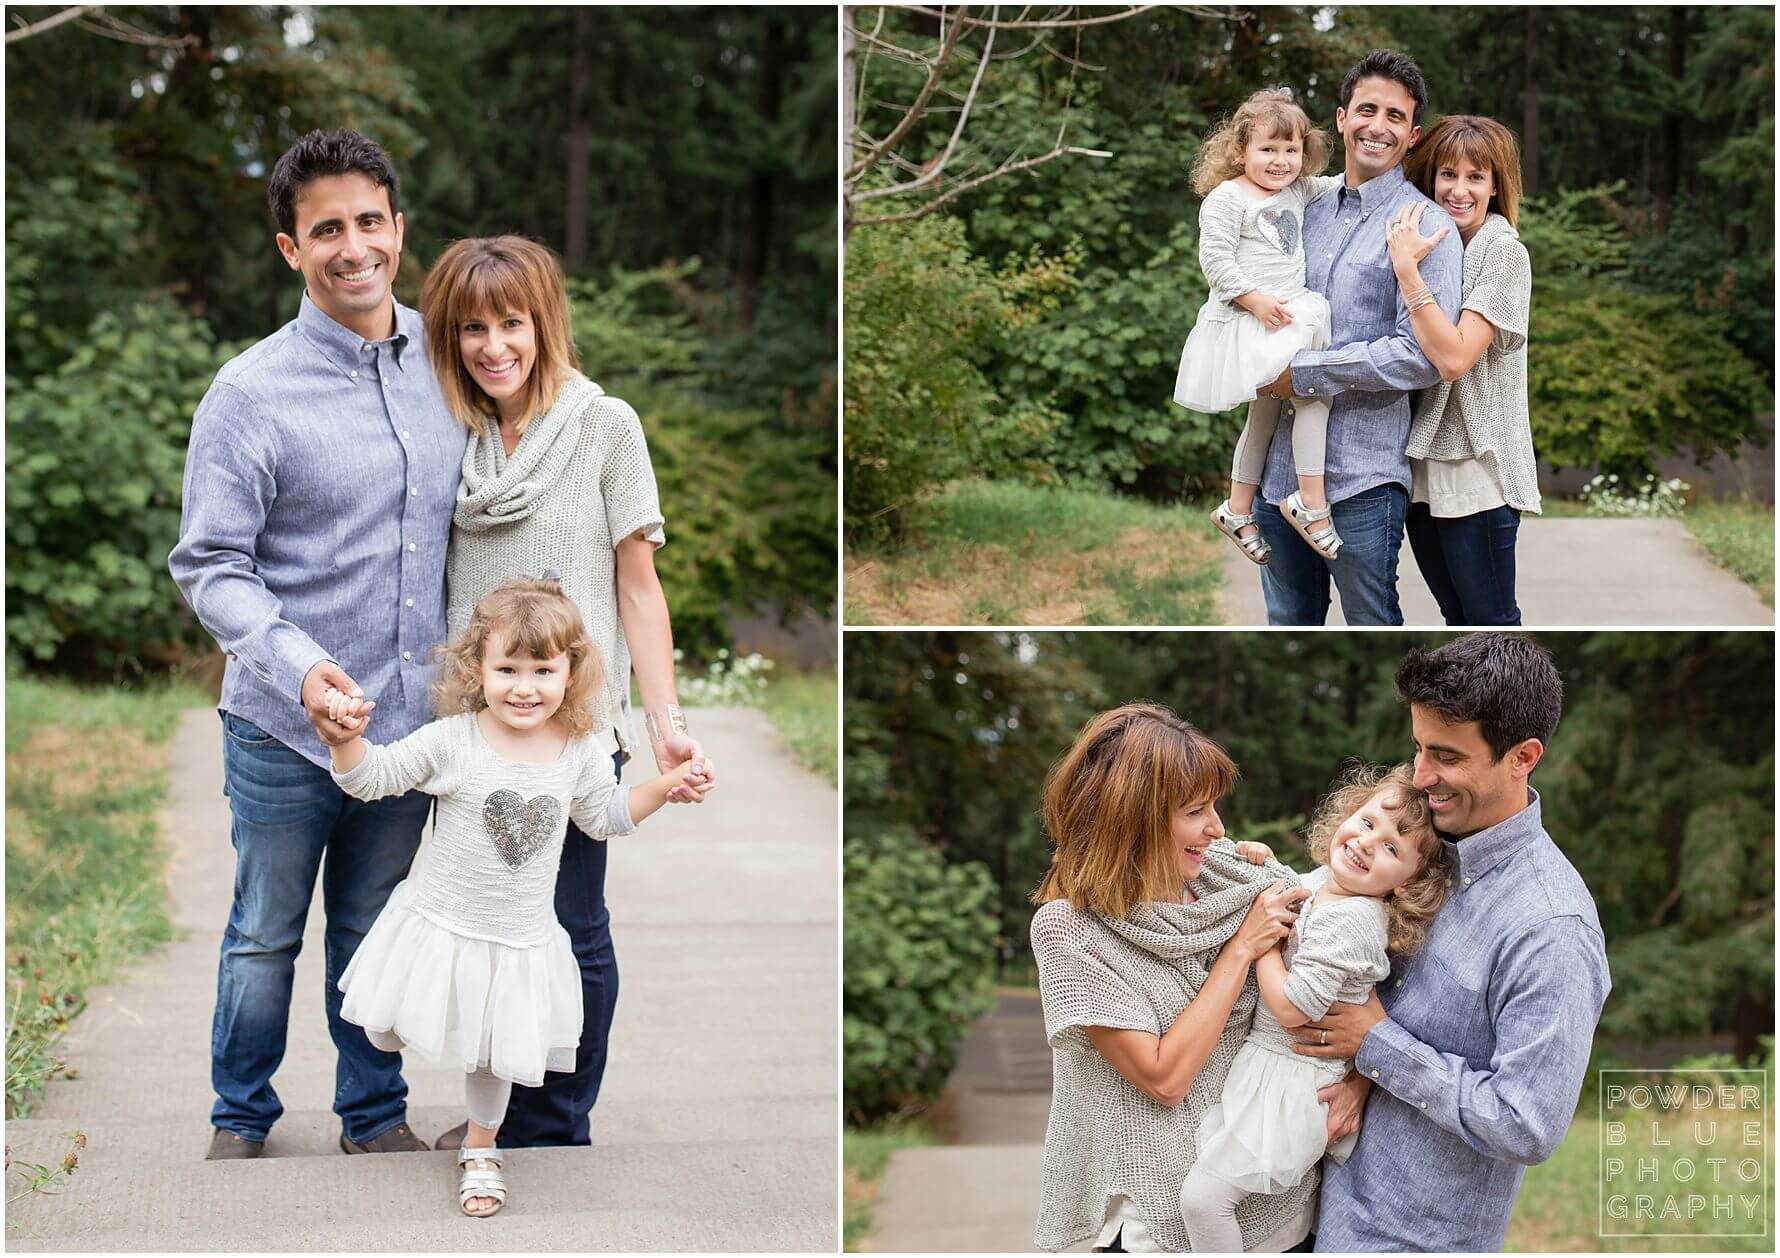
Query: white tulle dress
1194 865 1391 1193
1174 175 1342 413
332 712 634 1086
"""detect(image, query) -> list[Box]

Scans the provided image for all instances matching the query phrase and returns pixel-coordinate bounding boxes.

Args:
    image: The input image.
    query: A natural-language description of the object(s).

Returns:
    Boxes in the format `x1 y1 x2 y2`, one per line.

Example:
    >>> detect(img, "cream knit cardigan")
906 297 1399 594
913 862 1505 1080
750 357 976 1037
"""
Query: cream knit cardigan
1405 212 1540 514
1032 841 1318 1252
447 373 666 758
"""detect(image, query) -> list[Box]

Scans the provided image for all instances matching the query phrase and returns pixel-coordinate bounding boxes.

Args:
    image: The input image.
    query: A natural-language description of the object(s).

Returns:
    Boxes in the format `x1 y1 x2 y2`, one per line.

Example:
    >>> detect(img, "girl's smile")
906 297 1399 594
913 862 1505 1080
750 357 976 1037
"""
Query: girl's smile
480 638 570 733
1325 788 1424 898
1242 130 1305 193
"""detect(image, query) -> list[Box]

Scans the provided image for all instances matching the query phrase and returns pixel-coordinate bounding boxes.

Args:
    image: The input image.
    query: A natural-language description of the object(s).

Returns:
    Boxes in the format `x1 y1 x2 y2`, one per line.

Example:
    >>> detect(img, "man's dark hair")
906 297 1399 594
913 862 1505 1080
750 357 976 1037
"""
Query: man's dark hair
267 129 400 238
1340 49 1430 127
1394 633 1562 762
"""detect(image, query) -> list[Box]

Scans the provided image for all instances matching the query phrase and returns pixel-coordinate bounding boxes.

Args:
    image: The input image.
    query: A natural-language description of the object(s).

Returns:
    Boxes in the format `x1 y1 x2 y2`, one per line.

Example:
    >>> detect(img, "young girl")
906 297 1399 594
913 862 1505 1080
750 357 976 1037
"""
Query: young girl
322 577 707 1219
1174 88 1345 564
1179 763 1451 1251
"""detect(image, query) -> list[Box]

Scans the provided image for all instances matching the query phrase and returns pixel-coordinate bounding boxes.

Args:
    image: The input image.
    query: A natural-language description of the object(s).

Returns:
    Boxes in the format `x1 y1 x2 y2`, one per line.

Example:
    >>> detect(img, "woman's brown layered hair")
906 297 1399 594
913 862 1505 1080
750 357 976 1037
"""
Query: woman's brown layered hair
1404 115 1524 228
1032 703 1238 919
1191 87 1331 196
1306 762 1449 954
420 235 581 432
432 577 603 736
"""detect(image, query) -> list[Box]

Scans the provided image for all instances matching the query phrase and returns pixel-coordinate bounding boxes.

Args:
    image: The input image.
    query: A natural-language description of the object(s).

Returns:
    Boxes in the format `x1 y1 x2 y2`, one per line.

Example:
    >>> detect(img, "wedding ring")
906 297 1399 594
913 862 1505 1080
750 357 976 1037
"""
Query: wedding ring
1320 1029 1329 1045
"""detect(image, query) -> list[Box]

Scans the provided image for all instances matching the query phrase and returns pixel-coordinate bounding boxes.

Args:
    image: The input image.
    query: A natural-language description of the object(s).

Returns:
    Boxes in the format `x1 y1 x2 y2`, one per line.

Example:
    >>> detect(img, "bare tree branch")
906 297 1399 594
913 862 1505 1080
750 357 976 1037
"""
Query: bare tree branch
851 144 1111 228
75 9 199 49
845 5 971 182
853 10 997 204
5 4 94 44
900 4 1160 31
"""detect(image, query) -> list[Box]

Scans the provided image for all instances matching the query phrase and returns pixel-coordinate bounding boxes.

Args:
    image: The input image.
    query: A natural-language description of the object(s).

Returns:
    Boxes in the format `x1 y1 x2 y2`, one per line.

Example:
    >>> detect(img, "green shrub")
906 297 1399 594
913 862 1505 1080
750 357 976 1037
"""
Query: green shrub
843 833 999 1123
5 299 238 670
843 213 1071 542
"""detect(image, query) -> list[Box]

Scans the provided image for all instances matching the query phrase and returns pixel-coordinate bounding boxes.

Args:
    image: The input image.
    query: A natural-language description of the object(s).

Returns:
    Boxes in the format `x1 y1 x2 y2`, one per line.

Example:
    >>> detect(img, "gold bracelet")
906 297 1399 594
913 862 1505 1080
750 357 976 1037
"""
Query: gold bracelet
645 704 688 745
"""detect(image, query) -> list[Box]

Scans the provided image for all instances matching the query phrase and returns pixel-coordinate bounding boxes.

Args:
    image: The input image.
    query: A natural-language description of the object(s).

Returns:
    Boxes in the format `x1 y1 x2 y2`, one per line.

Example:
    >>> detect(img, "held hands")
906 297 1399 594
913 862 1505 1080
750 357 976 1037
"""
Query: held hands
302 660 373 746
1235 289 1295 331
1234 880 1312 962
654 729 716 805
1387 201 1448 273
320 684 376 741
1234 840 1275 866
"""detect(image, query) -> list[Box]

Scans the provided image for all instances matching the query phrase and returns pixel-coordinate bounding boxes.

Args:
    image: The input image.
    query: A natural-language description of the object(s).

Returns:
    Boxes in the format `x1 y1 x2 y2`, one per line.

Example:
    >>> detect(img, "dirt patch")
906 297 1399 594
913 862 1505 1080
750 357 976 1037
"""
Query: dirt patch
10 723 158 810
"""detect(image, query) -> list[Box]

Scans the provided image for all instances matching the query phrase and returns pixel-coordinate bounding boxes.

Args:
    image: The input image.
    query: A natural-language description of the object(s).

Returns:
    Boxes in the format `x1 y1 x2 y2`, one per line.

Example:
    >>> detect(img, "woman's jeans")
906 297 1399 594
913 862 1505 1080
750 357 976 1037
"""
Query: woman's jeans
211 711 431 1143
1405 502 1522 625
497 752 625 1147
1254 484 1409 625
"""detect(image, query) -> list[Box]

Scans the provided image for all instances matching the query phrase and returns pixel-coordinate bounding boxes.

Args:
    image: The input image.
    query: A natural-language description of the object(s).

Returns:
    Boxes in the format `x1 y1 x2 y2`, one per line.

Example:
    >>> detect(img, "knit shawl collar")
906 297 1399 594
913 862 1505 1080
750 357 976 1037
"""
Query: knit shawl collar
1100 846 1292 971
454 373 603 533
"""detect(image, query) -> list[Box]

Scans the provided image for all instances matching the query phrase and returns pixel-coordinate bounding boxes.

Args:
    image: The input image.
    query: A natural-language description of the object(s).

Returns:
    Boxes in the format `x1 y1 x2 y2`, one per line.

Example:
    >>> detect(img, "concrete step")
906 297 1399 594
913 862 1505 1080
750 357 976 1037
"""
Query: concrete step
5 1134 833 1251
866 1143 1044 1253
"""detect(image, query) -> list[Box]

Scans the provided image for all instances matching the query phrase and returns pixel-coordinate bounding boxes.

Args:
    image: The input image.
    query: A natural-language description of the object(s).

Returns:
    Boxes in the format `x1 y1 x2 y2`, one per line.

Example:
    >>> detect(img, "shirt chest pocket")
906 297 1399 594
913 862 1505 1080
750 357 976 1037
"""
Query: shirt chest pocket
1421 950 1497 1069
1341 259 1400 340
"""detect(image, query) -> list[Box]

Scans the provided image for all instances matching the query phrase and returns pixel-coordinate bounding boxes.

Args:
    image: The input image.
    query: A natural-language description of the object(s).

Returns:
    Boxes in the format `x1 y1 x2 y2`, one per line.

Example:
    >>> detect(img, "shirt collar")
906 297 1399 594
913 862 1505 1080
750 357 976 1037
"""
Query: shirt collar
1339 162 1407 205
1440 786 1544 886
296 291 411 371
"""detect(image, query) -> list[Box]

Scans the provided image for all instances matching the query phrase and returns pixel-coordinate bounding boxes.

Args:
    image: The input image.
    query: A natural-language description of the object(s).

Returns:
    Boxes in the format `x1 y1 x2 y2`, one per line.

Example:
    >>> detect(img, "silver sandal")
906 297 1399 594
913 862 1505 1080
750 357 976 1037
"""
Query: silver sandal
458 1146 506 1218
1282 490 1343 560
1210 499 1271 566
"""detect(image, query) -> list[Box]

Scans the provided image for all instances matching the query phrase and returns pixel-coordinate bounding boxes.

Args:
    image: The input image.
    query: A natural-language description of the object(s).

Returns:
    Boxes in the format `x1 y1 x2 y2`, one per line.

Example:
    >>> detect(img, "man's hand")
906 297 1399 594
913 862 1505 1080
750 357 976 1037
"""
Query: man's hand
1317 1070 1374 1145
302 660 371 746
1260 364 1294 401
653 729 715 804
1293 988 1387 1059
1234 840 1275 866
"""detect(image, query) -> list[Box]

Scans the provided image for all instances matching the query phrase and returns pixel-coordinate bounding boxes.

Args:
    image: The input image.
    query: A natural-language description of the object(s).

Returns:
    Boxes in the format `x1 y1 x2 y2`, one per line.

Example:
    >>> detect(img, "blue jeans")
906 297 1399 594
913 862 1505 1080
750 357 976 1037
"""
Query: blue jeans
1406 502 1522 625
497 752 624 1147
1254 483 1408 625
211 711 430 1143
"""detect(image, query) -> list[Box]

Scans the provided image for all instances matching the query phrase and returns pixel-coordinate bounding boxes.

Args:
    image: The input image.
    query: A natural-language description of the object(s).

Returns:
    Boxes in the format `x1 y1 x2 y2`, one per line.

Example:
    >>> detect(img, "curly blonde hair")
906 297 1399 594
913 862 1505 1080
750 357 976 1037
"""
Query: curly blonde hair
431 577 604 736
1191 87 1331 196
1306 762 1449 954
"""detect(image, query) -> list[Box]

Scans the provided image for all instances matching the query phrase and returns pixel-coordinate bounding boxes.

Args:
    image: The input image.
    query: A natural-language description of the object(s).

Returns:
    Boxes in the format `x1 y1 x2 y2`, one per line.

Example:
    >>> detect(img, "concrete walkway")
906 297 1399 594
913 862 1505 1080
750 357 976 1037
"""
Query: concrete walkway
1218 516 1772 626
863 993 1052 1253
7 705 837 1251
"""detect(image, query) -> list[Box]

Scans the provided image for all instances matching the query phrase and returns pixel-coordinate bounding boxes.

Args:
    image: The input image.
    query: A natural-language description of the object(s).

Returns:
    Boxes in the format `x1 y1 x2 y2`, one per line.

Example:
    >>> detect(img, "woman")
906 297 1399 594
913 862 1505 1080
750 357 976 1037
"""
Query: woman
418 236 714 1173
1029 703 1314 1252
1390 115 1537 626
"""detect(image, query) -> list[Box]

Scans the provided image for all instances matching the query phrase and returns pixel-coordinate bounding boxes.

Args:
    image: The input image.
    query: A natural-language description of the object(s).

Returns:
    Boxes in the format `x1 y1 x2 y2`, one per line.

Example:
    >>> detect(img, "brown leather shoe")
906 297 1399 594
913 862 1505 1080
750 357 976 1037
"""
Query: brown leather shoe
339 1121 429 1154
434 1120 468 1152
207 1129 264 1160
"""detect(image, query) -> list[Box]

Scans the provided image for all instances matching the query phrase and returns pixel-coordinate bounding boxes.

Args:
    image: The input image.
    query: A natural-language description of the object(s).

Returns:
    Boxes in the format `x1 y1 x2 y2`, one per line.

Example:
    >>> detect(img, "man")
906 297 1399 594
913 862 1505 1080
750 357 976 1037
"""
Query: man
1291 633 1611 1250
1253 50 1464 624
170 129 465 1159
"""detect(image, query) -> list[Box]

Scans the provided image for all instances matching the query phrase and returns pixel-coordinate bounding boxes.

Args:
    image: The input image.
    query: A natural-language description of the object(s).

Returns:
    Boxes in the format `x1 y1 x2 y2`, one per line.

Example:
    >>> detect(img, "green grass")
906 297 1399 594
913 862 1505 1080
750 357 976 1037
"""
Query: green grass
760 667 837 784
5 676 206 1116
1507 1107 1775 1251
1684 496 1774 607
844 1118 936 1251
846 479 1224 625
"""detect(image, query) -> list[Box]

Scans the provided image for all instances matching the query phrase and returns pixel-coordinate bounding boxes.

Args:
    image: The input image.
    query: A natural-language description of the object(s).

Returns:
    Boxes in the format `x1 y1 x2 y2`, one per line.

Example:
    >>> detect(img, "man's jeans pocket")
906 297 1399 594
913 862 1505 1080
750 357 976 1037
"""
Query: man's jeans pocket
221 709 279 747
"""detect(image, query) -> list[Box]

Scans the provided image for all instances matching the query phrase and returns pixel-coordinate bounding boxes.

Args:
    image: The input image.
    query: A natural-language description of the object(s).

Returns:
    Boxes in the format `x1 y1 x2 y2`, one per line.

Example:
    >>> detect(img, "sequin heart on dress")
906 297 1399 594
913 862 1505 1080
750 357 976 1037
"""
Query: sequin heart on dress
1258 207 1300 257
482 789 561 870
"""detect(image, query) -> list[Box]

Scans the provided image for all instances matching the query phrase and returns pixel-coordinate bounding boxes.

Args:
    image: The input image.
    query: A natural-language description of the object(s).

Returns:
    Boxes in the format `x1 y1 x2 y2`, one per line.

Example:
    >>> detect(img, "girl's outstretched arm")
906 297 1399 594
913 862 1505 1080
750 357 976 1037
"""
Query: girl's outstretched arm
1255 944 1313 1028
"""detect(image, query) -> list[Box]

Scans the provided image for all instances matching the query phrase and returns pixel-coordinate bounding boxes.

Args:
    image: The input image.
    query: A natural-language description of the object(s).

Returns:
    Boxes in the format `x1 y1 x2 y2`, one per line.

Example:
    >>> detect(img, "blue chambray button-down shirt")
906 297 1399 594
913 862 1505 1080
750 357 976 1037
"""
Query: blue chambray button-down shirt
1315 788 1611 1252
1262 164 1464 507
170 294 466 768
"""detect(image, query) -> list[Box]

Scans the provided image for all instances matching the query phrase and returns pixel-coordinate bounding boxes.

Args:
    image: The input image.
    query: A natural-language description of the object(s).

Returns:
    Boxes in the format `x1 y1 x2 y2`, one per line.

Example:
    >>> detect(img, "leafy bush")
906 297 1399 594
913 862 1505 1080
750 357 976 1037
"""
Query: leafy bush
5 300 238 670
843 833 999 1123
844 213 1072 542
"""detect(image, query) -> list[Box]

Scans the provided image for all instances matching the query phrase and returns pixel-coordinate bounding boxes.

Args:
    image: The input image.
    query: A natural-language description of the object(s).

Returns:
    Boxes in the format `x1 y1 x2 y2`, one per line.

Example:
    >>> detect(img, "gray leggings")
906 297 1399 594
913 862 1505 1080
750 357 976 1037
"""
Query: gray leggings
465 1067 513 1130
1179 1158 1251 1253
1232 394 1332 486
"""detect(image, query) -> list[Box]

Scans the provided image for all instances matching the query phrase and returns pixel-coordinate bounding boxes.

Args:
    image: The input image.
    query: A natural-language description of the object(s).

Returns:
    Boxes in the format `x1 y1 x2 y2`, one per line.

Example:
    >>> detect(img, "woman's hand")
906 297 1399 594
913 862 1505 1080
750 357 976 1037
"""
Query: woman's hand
1232 880 1311 963
1387 202 1448 274
1233 289 1295 331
